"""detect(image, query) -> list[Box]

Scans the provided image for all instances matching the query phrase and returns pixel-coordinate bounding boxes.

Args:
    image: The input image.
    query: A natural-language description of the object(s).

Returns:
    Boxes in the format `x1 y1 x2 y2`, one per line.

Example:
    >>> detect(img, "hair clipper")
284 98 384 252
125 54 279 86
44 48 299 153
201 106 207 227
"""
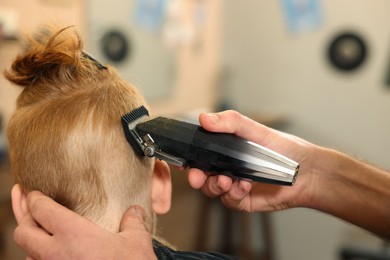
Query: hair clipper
121 106 299 185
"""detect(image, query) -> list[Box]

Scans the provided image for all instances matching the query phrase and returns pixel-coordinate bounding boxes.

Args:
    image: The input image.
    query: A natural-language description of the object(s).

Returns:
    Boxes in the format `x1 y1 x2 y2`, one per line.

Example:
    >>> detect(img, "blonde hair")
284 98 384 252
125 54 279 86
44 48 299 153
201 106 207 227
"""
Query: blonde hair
5 26 155 232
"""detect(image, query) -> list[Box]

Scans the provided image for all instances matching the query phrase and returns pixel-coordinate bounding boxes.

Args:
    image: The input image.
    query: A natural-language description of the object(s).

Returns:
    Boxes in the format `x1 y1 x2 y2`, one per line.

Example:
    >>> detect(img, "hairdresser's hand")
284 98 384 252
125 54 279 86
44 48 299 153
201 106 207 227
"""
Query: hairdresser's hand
14 190 156 260
188 110 319 212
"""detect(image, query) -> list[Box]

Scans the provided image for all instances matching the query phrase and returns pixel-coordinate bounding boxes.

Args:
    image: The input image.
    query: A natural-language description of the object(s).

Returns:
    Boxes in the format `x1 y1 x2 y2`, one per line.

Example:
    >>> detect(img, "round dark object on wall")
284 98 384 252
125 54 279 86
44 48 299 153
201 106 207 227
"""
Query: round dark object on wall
101 30 130 63
328 33 367 71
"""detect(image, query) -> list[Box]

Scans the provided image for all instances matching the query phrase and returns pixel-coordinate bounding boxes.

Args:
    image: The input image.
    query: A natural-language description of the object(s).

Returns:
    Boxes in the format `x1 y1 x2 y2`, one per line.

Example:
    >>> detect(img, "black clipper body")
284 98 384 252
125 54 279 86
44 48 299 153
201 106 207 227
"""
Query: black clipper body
121 106 299 185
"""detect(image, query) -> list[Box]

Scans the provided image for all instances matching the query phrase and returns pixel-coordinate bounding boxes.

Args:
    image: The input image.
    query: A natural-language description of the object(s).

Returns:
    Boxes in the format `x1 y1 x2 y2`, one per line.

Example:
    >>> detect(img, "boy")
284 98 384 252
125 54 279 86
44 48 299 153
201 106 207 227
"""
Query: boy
6 24 171 243
5 26 234 259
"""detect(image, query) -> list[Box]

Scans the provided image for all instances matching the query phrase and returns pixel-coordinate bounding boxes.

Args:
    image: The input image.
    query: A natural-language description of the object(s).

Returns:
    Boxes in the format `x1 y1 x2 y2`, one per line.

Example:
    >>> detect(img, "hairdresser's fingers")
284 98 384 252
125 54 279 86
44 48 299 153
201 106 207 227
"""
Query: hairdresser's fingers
187 168 208 189
199 111 272 145
27 191 83 235
227 179 252 201
188 169 237 195
201 175 233 198
14 213 51 259
220 180 252 211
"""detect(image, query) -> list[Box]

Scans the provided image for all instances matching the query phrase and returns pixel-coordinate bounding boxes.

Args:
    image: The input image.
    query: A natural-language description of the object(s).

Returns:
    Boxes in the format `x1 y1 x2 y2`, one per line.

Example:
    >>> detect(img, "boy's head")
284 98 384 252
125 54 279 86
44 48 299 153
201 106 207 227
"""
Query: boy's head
5 26 171 232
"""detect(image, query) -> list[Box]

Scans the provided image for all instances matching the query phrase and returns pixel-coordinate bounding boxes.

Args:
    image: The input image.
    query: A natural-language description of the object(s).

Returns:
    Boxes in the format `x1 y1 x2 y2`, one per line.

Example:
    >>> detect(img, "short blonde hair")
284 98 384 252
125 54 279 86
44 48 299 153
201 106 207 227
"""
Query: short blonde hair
5 26 155 232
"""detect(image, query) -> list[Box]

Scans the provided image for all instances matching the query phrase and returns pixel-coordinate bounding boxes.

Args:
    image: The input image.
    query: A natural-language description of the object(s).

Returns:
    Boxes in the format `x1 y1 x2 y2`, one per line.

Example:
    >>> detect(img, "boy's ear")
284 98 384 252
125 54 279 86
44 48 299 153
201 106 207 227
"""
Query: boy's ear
11 184 29 224
151 160 172 214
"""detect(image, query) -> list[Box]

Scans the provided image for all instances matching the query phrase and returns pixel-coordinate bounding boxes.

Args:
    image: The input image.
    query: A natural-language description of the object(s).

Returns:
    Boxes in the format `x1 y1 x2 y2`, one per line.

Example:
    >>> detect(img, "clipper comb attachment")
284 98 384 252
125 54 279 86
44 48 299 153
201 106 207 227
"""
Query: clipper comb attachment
121 106 187 166
121 106 149 155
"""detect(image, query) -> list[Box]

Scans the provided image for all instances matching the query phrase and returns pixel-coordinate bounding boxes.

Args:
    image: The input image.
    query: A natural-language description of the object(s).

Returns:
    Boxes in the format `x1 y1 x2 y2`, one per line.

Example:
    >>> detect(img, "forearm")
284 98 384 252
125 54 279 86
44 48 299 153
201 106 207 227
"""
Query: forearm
191 110 390 238
309 147 390 239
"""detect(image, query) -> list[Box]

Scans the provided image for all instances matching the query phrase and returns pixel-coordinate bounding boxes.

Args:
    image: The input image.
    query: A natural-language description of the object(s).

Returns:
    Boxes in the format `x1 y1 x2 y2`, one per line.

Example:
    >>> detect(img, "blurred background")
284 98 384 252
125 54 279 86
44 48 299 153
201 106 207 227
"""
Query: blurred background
0 0 389 259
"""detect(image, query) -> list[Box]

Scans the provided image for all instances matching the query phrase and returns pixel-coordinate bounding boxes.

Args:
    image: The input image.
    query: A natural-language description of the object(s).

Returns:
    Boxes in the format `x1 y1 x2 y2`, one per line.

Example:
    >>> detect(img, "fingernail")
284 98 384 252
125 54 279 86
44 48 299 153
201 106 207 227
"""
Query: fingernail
128 205 146 221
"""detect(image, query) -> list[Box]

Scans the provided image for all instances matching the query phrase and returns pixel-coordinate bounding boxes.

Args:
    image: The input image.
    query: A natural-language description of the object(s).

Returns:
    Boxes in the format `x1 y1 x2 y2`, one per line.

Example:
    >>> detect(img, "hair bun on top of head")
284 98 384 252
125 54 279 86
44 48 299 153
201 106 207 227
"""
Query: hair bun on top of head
4 25 104 89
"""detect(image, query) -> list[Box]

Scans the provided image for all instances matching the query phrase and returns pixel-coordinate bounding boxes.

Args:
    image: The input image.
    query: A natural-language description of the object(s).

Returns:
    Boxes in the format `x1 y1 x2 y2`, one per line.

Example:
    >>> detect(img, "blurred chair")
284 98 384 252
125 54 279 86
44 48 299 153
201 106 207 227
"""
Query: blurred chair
339 242 390 260
195 197 274 260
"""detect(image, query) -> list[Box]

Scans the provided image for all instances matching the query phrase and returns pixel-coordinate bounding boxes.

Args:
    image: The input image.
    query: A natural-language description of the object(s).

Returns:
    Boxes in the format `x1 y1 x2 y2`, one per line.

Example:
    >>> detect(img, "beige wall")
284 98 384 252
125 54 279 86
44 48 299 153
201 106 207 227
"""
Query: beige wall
0 0 221 126
222 1 388 259
1 0 85 31
149 0 221 116
0 41 21 125
0 0 85 125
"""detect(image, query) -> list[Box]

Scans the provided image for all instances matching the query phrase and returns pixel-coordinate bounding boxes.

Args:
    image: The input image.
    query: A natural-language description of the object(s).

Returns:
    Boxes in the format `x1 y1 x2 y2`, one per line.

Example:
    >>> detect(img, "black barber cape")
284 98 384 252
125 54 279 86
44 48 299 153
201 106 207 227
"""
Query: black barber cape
153 240 237 260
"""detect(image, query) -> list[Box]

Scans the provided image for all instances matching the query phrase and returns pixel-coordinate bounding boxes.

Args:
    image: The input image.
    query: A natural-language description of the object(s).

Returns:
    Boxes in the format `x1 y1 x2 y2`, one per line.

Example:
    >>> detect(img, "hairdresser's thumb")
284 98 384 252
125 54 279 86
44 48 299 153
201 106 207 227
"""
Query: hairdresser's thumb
199 112 220 131
119 206 157 260
200 111 240 134
119 205 148 233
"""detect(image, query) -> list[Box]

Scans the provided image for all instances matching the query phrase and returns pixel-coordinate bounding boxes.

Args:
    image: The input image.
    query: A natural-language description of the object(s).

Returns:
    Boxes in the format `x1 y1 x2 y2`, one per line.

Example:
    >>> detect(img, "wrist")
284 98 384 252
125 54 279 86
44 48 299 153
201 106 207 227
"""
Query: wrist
296 145 342 210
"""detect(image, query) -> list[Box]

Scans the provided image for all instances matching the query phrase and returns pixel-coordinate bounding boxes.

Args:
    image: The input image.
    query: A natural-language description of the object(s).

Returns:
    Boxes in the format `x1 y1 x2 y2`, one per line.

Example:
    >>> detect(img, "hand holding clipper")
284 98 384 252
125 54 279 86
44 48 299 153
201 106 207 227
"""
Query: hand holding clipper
121 106 299 185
